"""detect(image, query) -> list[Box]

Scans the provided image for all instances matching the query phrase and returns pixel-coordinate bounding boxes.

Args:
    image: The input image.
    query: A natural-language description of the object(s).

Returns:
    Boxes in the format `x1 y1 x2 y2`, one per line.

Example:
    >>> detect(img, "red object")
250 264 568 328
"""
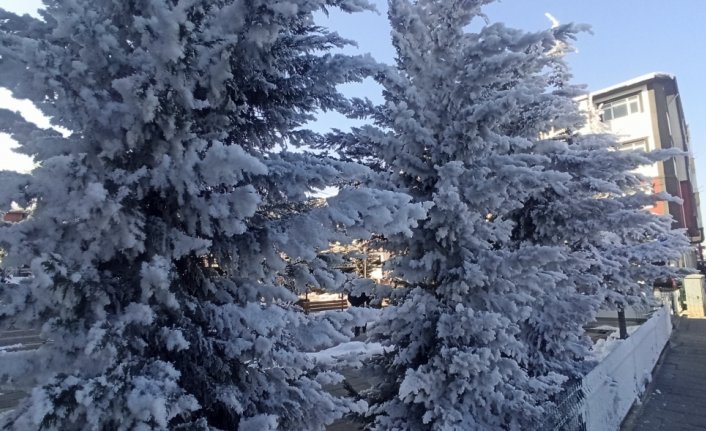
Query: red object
2 211 27 223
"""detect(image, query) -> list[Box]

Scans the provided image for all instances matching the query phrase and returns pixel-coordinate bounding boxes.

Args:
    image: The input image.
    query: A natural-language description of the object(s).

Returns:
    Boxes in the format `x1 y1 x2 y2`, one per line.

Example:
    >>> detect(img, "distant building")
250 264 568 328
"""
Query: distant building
1 209 30 280
2 209 29 223
576 73 703 268
334 240 391 285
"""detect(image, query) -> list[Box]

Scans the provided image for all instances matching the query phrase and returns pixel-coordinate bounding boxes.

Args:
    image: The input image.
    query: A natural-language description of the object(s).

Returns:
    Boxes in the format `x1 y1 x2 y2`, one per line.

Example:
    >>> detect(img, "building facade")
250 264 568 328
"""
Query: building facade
576 73 703 268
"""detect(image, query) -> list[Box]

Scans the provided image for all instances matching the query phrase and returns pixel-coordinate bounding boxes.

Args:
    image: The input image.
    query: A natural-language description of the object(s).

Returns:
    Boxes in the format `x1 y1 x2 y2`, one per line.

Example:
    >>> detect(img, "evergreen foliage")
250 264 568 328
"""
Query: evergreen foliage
0 1 424 429
324 1 689 429
0 1 690 429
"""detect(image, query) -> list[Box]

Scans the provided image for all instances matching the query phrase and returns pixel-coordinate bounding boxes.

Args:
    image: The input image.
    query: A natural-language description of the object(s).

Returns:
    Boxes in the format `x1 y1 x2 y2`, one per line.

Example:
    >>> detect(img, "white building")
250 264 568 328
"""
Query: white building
577 72 703 269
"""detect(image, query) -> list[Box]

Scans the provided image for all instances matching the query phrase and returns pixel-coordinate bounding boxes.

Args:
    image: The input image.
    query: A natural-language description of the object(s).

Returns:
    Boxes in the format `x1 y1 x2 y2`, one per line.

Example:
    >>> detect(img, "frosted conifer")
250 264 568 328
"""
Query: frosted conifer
0 1 423 429
325 1 689 429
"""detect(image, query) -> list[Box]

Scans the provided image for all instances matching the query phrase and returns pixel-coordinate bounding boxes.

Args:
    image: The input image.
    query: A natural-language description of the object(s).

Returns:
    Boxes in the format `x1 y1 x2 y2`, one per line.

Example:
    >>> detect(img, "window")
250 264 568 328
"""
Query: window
600 94 642 121
618 138 648 152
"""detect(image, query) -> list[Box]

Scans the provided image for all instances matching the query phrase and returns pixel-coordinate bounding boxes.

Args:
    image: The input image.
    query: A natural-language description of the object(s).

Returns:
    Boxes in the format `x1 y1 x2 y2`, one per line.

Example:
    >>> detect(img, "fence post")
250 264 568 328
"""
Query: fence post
618 306 627 339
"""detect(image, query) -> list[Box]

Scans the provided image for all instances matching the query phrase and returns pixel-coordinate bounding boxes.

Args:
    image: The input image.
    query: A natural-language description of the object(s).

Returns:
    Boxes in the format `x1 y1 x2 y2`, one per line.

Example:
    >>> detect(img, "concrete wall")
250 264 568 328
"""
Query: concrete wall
582 306 672 430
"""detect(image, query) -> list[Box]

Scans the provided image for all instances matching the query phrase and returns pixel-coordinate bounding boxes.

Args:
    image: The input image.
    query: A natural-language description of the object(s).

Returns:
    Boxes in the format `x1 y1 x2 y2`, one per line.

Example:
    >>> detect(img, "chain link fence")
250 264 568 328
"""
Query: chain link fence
540 379 587 431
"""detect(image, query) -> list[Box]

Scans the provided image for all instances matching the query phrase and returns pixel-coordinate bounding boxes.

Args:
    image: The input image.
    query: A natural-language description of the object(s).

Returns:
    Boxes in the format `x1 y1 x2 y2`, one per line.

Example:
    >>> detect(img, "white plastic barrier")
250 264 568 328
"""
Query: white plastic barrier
582 306 672 430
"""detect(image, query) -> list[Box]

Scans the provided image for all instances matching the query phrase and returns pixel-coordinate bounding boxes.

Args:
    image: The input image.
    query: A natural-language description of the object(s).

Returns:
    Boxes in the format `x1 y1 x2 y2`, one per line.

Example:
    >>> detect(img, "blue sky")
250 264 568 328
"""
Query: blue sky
315 1 706 148
315 0 706 222
1 0 705 218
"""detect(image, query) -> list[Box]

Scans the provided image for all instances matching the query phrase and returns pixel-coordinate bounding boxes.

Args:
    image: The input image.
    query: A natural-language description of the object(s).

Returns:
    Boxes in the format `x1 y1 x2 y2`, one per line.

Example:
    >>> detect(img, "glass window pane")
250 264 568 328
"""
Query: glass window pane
620 139 647 152
630 101 639 113
612 104 628 118
602 108 612 121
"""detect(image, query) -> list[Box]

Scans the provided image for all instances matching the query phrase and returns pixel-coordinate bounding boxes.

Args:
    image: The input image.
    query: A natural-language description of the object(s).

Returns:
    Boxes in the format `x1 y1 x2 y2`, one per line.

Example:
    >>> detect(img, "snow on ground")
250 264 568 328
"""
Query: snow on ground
309 321 647 370
589 325 640 361
308 341 385 367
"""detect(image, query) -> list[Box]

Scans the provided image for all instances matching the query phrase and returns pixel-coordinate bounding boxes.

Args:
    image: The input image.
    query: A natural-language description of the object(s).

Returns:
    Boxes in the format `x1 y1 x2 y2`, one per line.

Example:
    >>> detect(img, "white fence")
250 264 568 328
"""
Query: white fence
582 306 672 430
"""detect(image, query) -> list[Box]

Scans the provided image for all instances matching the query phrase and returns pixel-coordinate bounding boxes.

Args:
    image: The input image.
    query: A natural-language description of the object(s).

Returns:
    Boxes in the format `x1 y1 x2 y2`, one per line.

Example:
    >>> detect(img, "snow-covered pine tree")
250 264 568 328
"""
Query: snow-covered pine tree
0 1 424 429
323 1 600 429
503 34 691 383
511 129 690 379
324 1 691 428
326 0 684 429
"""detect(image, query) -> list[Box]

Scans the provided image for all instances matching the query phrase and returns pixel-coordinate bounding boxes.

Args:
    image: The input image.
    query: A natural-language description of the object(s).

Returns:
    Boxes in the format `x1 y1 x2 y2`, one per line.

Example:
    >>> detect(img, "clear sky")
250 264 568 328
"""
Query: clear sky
313 0 706 223
1 1 705 214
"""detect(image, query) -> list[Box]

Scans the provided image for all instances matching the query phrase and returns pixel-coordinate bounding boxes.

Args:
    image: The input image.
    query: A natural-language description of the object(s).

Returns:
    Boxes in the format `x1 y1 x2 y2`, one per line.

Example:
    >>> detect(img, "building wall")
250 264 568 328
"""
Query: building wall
577 73 703 266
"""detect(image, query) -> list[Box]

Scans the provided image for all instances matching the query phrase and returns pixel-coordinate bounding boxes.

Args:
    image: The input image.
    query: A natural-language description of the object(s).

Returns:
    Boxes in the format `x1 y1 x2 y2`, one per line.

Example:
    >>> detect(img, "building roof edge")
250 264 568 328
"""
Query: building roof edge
582 72 676 99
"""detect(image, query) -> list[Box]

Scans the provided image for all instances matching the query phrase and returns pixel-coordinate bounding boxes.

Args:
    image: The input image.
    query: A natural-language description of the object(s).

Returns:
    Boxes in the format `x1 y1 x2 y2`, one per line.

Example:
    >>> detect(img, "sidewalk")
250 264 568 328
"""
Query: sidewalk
622 318 706 430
